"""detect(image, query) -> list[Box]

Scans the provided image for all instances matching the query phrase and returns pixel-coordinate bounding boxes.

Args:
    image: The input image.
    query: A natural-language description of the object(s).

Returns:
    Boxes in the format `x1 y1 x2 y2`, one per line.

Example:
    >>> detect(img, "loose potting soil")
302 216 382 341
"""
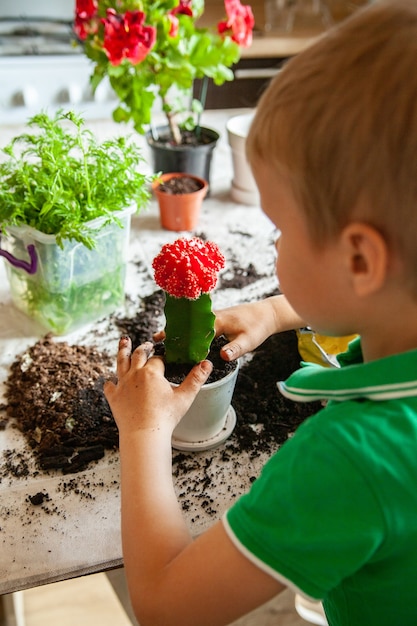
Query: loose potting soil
157 176 204 195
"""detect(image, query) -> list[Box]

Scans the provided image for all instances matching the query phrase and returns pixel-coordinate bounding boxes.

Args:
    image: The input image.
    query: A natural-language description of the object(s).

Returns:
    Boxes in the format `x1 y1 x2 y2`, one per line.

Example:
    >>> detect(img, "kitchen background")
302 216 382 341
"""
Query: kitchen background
0 0 369 124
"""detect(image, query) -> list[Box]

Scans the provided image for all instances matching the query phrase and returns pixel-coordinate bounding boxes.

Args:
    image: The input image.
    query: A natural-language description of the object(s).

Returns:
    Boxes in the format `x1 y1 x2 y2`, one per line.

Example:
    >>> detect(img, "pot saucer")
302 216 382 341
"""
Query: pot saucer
171 406 236 452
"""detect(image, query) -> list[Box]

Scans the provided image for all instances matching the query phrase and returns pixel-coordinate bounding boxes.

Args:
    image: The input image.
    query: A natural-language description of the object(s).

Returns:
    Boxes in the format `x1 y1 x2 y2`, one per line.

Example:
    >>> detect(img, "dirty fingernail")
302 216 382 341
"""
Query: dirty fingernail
200 360 213 375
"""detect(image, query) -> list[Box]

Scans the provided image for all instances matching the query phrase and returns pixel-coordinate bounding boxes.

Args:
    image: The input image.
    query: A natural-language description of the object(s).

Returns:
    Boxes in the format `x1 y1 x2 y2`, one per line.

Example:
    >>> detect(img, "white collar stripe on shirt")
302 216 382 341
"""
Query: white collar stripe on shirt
277 381 417 403
277 340 417 403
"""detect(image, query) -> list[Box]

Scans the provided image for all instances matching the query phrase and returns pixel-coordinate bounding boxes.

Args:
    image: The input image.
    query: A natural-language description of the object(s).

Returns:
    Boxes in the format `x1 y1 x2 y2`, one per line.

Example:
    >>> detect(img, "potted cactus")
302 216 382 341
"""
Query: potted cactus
152 236 239 449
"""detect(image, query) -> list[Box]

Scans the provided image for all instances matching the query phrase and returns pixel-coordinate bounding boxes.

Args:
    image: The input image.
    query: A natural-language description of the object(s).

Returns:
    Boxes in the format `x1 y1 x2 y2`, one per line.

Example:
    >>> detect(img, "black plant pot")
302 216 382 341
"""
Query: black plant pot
146 126 219 188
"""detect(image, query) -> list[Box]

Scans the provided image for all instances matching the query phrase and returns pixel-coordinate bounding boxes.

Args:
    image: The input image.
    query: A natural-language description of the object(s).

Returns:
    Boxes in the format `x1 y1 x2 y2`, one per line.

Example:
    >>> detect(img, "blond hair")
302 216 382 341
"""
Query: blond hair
247 0 417 293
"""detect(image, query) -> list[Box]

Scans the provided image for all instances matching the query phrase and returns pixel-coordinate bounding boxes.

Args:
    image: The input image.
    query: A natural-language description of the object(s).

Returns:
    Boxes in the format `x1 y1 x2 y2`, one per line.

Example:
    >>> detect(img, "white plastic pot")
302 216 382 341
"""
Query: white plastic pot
172 360 239 451
226 112 260 206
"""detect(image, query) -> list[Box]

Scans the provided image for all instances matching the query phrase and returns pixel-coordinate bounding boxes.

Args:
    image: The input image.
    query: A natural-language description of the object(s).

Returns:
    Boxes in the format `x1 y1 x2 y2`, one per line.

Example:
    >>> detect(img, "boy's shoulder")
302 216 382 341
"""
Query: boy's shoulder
278 342 417 474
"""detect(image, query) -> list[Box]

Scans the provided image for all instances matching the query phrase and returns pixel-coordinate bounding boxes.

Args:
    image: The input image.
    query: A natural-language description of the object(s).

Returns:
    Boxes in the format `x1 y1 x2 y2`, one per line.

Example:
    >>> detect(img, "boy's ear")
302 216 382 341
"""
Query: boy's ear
341 222 388 297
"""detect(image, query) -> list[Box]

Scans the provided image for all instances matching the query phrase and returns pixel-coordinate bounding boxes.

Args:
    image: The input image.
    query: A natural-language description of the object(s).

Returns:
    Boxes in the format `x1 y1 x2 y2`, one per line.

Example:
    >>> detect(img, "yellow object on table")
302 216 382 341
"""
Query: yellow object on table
297 328 358 367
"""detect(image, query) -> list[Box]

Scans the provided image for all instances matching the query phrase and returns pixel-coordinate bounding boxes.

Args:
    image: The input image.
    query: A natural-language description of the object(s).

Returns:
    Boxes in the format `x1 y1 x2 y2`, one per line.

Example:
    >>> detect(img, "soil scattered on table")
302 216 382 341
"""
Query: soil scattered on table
28 491 49 506
1 247 321 488
219 261 266 290
3 287 320 478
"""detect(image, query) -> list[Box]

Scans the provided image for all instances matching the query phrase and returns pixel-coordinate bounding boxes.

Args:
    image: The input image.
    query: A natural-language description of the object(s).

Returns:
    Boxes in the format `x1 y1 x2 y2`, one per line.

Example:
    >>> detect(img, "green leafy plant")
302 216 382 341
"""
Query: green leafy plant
0 109 154 334
152 237 225 364
74 0 254 144
0 109 153 248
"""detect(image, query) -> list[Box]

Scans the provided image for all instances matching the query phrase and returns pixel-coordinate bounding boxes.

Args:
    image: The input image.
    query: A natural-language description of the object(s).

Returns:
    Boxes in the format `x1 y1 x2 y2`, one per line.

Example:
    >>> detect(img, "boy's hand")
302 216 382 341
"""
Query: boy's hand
214 302 270 361
215 296 305 361
103 337 212 435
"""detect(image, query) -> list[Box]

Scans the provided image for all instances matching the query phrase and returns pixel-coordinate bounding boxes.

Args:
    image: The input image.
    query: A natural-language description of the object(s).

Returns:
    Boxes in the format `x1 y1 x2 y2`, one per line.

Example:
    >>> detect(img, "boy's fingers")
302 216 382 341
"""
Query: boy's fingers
176 361 213 403
220 340 242 362
130 342 155 368
153 330 166 342
116 336 132 378
143 354 166 374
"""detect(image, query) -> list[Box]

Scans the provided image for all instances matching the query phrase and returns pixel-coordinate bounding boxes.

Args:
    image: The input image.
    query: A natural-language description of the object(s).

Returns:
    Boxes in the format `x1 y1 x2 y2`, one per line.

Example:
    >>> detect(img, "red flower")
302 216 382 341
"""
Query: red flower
75 0 97 19
170 1 194 17
168 0 193 37
74 0 98 40
218 0 254 48
102 9 156 66
152 237 225 300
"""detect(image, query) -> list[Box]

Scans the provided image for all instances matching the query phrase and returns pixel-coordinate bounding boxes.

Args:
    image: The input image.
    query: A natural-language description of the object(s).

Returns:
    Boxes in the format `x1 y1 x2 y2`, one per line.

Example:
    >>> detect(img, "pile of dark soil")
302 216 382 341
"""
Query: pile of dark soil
4 335 116 474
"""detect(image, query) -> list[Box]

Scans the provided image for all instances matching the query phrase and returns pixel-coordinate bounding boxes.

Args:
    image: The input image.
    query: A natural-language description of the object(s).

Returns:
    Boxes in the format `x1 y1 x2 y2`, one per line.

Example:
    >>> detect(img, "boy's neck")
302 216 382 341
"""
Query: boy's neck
358 290 417 362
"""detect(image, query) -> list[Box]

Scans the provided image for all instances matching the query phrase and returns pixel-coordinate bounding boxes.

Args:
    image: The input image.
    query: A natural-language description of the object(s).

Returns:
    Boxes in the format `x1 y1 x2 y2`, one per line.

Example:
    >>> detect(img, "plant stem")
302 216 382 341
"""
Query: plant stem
163 96 182 145
77 124 92 206
196 77 209 139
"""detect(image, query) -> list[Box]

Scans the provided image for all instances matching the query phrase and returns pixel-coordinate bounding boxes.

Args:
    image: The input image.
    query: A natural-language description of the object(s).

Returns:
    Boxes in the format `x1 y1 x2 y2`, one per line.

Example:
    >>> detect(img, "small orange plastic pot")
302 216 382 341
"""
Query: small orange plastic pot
152 172 209 231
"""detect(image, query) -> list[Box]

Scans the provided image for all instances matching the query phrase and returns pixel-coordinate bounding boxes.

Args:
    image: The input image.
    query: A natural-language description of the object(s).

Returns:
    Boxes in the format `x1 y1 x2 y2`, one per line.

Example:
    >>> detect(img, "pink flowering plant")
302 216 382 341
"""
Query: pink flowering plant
152 237 225 364
74 0 254 144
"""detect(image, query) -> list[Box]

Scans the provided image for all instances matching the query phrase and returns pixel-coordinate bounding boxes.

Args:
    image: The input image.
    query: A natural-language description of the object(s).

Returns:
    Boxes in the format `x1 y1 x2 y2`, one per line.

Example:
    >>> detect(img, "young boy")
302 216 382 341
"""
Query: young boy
103 2 417 624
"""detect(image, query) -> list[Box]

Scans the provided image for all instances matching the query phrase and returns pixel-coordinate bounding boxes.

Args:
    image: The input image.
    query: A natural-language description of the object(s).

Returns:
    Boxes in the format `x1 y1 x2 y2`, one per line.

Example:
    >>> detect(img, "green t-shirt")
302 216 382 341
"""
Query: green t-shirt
224 339 417 626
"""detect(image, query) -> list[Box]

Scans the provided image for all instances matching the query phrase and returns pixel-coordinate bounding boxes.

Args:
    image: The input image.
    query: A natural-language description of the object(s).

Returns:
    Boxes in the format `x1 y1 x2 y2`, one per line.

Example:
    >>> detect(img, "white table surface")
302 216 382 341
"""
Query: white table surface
0 109 280 594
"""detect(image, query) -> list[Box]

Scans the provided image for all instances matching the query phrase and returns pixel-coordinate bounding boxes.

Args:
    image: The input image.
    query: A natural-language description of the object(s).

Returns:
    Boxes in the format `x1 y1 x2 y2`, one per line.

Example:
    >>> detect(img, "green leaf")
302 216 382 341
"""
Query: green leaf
112 106 130 123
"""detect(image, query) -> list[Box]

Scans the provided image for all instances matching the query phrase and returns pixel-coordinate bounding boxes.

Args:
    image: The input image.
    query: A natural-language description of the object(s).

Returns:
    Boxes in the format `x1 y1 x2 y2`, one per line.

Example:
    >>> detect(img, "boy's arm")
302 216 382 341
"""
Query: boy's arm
104 339 284 626
215 294 305 361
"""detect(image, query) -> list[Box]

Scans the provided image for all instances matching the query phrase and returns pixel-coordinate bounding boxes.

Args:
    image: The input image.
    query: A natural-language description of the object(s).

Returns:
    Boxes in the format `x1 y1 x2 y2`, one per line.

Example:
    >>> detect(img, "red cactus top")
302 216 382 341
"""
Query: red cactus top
152 237 225 299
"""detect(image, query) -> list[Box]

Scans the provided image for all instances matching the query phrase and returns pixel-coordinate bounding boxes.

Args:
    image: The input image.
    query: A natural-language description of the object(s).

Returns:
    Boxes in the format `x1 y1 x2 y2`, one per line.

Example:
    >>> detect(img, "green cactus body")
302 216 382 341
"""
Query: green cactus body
164 292 215 364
